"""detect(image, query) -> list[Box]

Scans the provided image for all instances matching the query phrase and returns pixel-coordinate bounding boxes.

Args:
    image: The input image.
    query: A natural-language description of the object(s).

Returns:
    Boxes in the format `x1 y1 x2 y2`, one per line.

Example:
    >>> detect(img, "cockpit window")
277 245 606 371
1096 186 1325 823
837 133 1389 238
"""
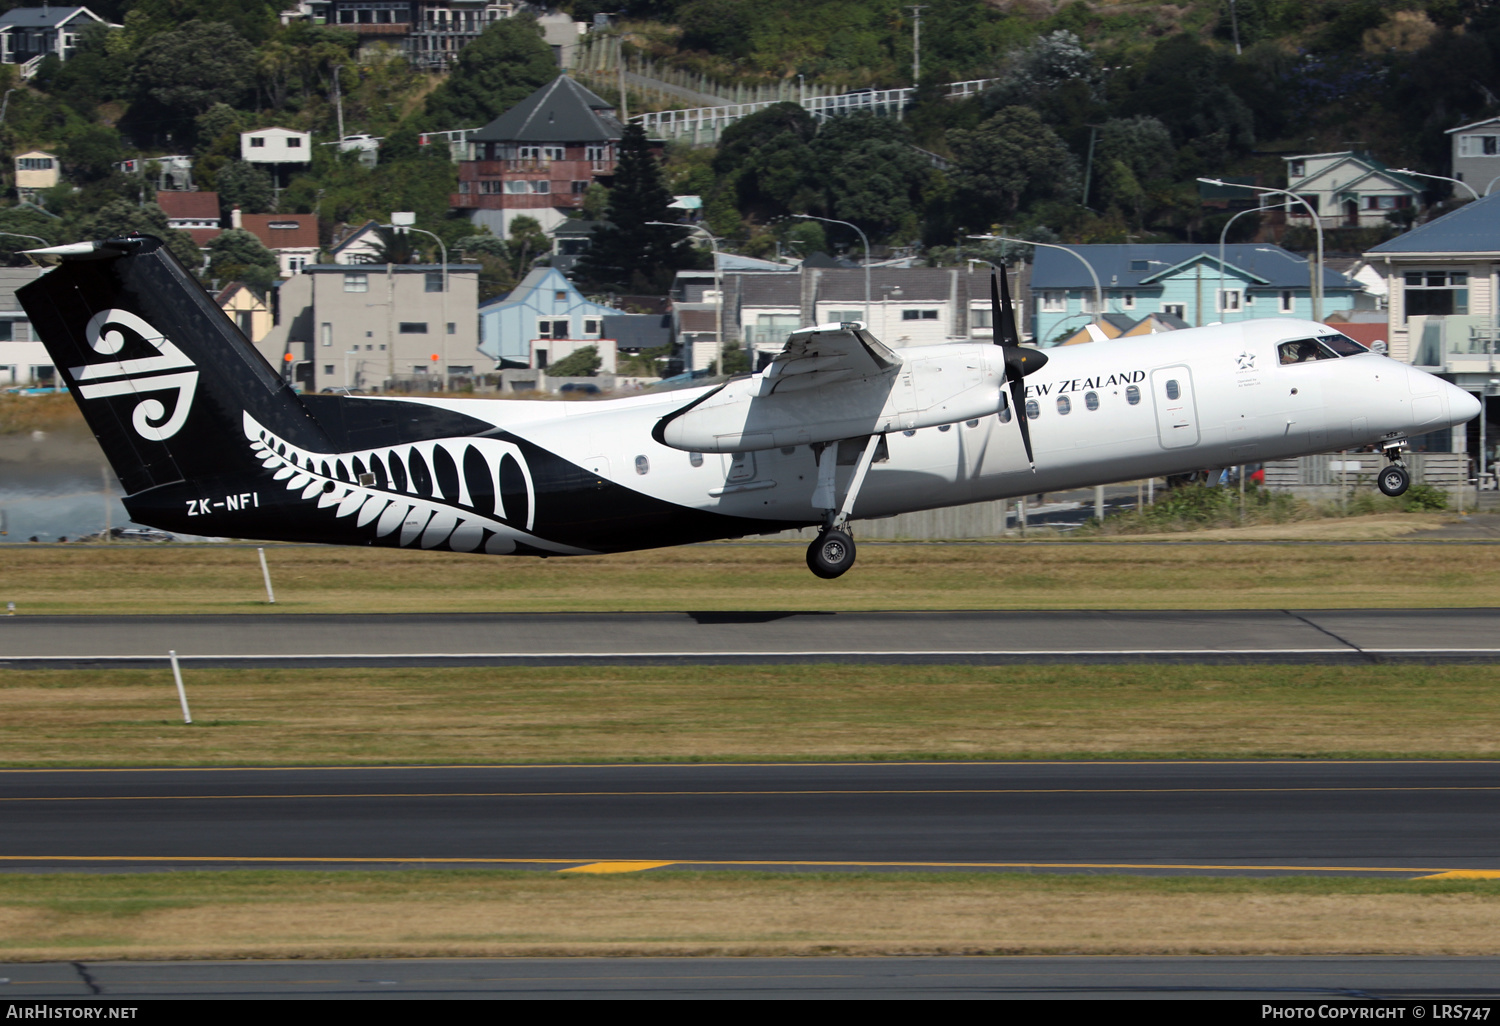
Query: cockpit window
1278 334 1369 365
1317 332 1369 356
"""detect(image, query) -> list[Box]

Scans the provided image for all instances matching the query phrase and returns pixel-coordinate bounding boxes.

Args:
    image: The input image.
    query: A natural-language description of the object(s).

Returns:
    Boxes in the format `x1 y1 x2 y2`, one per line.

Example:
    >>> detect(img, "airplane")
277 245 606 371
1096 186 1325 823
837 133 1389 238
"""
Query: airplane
18 235 1481 578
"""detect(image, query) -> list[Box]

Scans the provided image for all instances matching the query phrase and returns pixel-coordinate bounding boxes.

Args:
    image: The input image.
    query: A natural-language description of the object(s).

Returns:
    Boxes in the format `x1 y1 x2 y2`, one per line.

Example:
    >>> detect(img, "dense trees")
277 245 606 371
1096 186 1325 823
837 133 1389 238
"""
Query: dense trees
420 17 560 131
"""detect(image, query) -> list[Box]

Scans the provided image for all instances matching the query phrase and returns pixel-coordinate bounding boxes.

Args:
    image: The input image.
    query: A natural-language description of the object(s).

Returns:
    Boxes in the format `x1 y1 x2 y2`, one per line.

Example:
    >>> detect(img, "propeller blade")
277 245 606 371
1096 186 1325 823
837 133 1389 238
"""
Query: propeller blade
1010 376 1034 469
997 266 1021 348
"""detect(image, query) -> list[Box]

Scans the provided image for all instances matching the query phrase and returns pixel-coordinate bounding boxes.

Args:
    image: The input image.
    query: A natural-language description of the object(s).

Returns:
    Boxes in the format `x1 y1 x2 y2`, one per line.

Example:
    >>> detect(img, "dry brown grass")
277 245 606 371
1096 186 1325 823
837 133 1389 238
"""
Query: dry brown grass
0 393 84 435
1 537 1496 615
3 664 1498 767
4 871 1499 960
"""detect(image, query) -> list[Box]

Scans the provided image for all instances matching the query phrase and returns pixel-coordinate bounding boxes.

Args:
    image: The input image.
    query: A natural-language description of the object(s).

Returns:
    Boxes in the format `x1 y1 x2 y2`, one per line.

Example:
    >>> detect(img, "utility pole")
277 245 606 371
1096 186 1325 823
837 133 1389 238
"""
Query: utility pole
1228 0 1242 55
332 65 345 143
907 5 927 88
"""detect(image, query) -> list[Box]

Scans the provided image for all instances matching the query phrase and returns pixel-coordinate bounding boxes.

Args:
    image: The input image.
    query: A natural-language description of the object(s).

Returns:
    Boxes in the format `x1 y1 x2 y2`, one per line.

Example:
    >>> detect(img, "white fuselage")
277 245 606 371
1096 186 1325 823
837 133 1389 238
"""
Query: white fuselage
398 319 1479 539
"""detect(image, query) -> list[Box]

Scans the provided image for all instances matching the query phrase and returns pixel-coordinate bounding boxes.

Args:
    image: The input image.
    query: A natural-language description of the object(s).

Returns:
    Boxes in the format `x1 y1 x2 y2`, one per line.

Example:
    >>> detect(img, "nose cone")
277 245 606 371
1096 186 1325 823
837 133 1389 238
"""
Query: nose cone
1449 383 1482 425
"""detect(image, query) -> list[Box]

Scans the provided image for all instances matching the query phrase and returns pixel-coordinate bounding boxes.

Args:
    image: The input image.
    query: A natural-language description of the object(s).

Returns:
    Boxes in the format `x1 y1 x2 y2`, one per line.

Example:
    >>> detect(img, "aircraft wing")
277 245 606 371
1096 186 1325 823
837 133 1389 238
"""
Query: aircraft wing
754 322 902 396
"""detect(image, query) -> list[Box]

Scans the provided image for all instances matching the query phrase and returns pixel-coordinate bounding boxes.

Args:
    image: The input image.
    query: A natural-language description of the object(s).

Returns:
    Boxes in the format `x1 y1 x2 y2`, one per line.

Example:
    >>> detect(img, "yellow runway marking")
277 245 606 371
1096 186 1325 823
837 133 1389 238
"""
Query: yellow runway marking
0 854 1483 874
1414 870 1500 880
4 785 1500 802
558 861 678 874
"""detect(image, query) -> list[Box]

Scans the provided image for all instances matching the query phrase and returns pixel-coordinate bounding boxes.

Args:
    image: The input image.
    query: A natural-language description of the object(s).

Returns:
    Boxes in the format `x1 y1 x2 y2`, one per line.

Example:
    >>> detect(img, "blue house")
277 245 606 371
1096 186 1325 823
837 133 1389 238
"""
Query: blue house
1029 244 1363 345
478 267 620 368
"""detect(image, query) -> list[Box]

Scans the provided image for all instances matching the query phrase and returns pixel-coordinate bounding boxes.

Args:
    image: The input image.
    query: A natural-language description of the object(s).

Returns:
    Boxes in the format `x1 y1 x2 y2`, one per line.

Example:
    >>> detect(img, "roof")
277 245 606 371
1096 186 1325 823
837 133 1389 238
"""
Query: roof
553 219 605 239
239 214 318 251
156 191 220 220
328 220 381 257
602 313 671 350
1448 117 1500 134
676 308 717 333
471 75 622 144
731 272 801 308
1029 244 1356 291
1292 152 1420 194
0 6 94 29
183 227 222 247
1366 191 1500 255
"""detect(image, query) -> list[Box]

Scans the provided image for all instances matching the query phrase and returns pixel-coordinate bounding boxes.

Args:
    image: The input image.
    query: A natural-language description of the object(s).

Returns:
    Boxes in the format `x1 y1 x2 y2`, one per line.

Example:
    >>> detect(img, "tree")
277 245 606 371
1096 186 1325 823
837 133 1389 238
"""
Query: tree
548 344 601 377
361 226 419 265
65 200 203 271
576 123 697 294
0 207 61 266
215 161 275 216
59 125 124 182
421 17 559 130
129 21 257 127
507 215 549 273
713 102 818 219
207 228 280 289
948 106 1078 222
811 113 932 242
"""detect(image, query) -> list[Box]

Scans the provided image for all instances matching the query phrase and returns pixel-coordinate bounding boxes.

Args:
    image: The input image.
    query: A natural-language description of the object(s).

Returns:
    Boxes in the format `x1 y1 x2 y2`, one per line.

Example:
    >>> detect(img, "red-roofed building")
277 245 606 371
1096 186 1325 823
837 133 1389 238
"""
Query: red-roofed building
232 208 320 276
156 191 222 248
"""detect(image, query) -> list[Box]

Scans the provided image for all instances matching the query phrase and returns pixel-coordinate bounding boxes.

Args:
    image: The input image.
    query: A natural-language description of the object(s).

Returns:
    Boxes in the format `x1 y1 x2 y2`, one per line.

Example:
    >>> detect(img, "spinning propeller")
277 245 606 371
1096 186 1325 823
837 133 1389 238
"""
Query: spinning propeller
991 268 1048 469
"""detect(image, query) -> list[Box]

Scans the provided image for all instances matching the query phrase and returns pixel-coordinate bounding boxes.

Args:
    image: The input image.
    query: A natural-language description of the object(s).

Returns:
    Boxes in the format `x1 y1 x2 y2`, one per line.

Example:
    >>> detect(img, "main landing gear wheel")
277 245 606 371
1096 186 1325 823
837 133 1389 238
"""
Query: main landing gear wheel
807 529 856 579
1378 465 1411 497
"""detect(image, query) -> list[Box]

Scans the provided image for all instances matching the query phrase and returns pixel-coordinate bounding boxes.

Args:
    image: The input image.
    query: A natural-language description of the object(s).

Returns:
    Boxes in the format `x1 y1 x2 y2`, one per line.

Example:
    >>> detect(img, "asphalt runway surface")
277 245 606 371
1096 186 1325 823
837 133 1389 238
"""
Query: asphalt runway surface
3 608 1499 667
6 956 1500 999
3 761 1498 876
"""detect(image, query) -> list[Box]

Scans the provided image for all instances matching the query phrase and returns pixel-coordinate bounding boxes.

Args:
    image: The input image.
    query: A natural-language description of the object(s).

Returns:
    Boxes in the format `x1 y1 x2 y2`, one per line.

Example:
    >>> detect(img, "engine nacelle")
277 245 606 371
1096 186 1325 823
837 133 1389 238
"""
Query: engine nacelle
656 342 1007 453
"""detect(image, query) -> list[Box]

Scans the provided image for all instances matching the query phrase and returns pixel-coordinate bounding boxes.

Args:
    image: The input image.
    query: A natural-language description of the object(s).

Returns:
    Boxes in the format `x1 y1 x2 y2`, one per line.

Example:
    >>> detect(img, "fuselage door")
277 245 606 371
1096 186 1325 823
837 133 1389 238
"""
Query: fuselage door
1151 365 1200 449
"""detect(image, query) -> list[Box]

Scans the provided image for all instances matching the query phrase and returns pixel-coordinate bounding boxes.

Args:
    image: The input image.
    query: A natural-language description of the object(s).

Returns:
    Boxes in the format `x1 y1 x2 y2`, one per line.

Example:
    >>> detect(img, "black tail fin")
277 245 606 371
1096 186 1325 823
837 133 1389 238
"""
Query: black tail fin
19 236 329 496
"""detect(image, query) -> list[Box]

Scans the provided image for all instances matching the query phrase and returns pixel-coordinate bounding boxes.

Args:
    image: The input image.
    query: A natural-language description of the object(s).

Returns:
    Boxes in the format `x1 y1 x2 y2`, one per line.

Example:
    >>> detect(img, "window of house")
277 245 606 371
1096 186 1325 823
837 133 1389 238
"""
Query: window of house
1163 303 1185 318
399 322 429 334
1279 290 1295 313
1217 289 1242 312
828 310 862 323
286 137 302 148
586 145 608 161
343 274 368 293
1129 259 1149 271
447 323 455 335
17 158 52 171
324 364 334 375
479 181 503 194
901 309 937 320
1460 135 1500 157
584 319 600 334
970 307 992 328
0 322 12 342
1403 270 1469 319
1289 160 1306 176
541 146 564 161
1041 291 1065 312
532 180 551 194
425 272 444 293
1121 292 1136 309
320 322 332 347
250 137 266 147
505 180 528 194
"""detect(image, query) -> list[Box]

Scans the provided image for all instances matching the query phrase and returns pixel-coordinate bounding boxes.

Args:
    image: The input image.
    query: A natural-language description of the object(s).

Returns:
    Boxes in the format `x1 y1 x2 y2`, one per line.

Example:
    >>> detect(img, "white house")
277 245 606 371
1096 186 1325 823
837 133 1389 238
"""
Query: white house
240 128 312 165
1448 116 1500 195
0 267 51 385
1284 151 1421 227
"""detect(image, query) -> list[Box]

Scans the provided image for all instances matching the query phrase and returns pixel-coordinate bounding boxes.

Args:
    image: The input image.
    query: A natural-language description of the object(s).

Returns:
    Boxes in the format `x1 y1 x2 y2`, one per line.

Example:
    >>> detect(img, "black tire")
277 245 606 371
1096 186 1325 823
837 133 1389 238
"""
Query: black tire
1378 465 1410 497
806 529 856 579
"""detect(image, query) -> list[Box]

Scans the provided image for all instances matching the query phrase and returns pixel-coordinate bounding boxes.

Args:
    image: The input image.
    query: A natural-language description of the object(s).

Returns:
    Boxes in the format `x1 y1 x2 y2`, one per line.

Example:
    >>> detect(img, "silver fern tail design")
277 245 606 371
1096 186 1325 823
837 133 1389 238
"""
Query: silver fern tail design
245 413 592 556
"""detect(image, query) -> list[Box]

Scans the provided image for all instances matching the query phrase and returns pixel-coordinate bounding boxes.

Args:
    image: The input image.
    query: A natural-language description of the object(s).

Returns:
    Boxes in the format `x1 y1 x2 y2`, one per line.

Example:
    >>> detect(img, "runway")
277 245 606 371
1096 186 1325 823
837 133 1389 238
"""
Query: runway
3 608 1499 667
3 761 1498 875
6 955 1500 999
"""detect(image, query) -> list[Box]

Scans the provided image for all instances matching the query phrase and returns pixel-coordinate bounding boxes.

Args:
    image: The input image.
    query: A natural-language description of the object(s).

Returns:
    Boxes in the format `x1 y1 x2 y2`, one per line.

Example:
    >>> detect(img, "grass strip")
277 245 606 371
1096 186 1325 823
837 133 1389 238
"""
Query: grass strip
0 535 1494 614
3 664 1499 767
2 870 1497 960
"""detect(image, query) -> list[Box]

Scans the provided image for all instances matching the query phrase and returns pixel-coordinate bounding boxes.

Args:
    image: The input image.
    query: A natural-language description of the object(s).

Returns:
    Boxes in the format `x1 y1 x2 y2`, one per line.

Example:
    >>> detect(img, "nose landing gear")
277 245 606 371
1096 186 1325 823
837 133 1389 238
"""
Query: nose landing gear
1378 438 1410 497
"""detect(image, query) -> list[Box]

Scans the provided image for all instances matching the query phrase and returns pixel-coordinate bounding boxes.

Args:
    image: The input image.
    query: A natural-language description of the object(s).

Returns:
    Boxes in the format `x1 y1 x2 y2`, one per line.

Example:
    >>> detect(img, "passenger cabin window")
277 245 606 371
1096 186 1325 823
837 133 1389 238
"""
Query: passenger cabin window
1125 385 1141 405
1084 391 1099 411
1057 396 1071 415
1165 380 1180 400
1025 399 1040 420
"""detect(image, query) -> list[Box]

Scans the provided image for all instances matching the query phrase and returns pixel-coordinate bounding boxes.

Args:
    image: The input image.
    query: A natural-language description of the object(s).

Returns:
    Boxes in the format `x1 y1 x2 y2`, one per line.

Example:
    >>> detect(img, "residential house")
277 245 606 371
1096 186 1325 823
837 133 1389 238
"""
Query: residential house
156 191 222 249
1284 151 1421 228
305 1 516 68
328 221 384 265
217 282 272 344
0 6 115 73
233 210 320 277
1365 191 1500 454
551 219 603 275
257 262 481 393
478 266 618 367
0 266 48 385
115 155 193 191
240 128 312 166
13 150 57 200
453 76 626 236
1028 244 1362 345
1448 116 1500 195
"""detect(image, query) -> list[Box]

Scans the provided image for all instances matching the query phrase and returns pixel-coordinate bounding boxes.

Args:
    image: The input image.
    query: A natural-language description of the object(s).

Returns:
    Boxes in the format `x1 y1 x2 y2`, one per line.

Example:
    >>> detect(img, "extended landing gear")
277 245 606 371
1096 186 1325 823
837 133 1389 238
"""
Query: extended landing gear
805 434 883 579
1378 438 1411 497
807 528 856 579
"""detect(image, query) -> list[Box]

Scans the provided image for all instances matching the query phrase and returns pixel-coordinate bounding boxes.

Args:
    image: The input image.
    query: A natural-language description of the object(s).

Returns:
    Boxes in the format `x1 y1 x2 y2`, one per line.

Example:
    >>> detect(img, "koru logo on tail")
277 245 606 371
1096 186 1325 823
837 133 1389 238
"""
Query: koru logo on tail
70 309 198 441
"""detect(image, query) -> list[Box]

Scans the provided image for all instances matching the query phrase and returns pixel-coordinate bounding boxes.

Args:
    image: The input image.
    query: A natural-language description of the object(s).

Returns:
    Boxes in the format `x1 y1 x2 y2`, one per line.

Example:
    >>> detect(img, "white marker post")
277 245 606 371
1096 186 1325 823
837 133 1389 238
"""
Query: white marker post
258 547 276 604
169 650 192 724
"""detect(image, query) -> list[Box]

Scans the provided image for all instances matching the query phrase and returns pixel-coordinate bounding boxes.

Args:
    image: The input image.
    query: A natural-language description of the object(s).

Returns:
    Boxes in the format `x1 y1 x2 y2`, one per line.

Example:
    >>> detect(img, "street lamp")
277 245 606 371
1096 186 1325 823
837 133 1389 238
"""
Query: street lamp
793 214 870 325
1217 206 1260 323
970 234 1102 340
648 220 722 373
386 213 448 391
1392 168 1479 202
1198 179 1324 322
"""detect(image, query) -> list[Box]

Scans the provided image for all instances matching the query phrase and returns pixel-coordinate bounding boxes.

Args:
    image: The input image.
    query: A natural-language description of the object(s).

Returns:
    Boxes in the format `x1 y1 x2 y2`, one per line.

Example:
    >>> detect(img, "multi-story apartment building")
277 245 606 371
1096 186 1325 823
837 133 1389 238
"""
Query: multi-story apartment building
452 75 623 236
301 1 514 68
